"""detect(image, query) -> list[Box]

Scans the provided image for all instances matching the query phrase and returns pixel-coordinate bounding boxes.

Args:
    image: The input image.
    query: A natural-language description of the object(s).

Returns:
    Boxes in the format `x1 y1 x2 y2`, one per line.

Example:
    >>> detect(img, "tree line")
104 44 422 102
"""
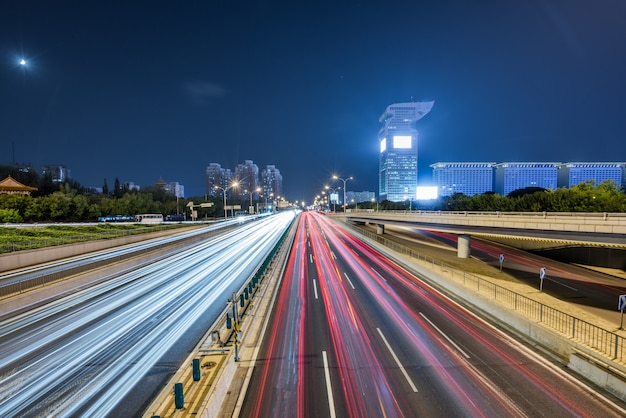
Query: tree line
358 181 626 213
0 165 219 223
2 163 625 222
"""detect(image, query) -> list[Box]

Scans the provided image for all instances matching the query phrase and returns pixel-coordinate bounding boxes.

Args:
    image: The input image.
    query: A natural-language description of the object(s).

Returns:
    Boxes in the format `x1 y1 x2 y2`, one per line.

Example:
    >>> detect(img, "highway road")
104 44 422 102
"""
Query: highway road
241 211 626 417
0 212 296 417
398 228 626 325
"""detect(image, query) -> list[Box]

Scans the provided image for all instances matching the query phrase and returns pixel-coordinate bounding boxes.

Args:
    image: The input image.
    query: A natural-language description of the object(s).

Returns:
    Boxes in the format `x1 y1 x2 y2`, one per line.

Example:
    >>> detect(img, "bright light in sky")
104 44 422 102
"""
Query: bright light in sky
20 59 26 65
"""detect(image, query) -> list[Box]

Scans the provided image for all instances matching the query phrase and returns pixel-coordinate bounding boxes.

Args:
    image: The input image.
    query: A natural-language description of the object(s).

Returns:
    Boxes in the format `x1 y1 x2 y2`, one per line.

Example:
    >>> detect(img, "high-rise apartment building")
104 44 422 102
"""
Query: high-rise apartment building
378 101 434 202
261 165 283 202
235 160 260 199
205 163 234 197
431 162 496 197
495 163 559 195
558 162 626 189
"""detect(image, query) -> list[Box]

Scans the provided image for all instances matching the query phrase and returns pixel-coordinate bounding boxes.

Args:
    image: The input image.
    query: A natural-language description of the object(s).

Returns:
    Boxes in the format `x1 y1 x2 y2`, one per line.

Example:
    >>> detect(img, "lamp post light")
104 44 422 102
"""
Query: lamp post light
333 175 353 211
245 187 261 214
325 185 341 213
215 181 239 219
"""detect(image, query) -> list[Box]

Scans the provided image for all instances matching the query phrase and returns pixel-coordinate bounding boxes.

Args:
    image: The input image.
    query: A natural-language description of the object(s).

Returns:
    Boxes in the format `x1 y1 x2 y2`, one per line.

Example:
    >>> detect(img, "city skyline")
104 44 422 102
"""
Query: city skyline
2 1 626 203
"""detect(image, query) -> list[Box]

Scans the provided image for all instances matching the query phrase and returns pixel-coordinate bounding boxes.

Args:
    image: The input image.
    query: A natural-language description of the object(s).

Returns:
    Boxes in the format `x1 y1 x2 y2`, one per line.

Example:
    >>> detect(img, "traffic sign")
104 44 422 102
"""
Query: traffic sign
619 295 626 311
539 267 546 279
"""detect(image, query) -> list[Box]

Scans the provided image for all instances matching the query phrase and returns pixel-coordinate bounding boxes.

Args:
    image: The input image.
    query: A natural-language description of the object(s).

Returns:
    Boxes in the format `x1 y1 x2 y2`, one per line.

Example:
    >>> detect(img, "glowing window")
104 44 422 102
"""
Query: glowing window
380 138 386 153
393 135 412 148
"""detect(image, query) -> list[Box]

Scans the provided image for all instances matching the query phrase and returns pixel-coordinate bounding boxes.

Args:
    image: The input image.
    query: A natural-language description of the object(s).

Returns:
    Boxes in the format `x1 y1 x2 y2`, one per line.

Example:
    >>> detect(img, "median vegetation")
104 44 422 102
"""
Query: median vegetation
0 223 185 254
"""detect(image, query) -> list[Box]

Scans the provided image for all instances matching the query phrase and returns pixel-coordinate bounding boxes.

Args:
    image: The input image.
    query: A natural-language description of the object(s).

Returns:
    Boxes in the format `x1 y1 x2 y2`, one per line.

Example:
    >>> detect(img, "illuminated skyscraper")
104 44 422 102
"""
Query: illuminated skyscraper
378 101 434 202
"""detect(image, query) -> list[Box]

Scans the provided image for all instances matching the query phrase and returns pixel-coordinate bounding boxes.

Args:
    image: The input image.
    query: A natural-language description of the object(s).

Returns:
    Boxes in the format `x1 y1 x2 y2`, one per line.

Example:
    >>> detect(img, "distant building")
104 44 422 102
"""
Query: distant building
0 176 37 195
495 163 560 195
558 162 626 189
261 165 283 202
378 101 434 201
166 182 184 198
124 181 140 191
235 160 260 199
346 191 376 204
155 177 184 197
431 162 496 197
42 164 70 183
206 163 224 197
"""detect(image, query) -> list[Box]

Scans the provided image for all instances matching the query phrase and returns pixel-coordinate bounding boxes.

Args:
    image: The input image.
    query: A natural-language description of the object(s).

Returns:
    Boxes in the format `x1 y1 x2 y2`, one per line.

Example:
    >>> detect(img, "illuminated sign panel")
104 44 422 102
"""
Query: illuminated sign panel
393 135 412 149
416 186 438 200
380 138 386 153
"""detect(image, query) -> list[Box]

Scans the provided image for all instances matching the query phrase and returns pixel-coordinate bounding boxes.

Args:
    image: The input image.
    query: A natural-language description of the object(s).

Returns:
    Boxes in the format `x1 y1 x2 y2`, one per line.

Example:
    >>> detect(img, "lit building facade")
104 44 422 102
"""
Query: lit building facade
378 101 434 201
431 162 496 196
495 162 559 195
205 163 233 197
42 164 70 183
235 160 259 199
261 165 283 202
166 182 185 198
558 162 626 189
346 190 376 204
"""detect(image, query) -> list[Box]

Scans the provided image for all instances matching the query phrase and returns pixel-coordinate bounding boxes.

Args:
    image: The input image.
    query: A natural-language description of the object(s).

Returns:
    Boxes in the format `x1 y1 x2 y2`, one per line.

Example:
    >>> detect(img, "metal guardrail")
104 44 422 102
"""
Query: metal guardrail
345 222 626 364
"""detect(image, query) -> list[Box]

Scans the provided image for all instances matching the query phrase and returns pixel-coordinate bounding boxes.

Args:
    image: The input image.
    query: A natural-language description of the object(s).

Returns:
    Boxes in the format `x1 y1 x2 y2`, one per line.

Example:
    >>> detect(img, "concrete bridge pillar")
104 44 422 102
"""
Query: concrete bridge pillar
458 234 471 258
376 224 385 234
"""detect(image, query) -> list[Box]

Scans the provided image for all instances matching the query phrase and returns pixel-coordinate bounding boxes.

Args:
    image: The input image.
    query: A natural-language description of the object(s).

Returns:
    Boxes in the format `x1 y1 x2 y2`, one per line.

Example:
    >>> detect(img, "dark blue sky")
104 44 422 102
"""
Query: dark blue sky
2 1 626 202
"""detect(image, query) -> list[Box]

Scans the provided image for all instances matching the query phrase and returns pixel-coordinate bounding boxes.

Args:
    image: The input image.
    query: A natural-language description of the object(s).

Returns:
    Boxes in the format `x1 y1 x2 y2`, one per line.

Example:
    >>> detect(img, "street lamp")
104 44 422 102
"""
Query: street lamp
325 185 341 213
215 181 239 219
245 187 261 214
333 175 353 211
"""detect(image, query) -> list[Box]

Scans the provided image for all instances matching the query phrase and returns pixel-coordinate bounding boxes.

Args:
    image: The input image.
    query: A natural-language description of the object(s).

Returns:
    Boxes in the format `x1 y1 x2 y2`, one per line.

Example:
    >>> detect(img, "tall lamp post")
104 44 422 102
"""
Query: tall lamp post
325 185 341 213
245 187 261 214
215 181 239 219
333 175 353 211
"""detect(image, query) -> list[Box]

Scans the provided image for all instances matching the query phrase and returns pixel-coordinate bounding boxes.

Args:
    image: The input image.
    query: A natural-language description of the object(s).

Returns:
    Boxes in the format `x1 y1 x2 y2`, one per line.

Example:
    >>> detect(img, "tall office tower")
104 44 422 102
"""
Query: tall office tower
42 164 70 183
558 162 626 189
431 162 496 197
495 162 559 195
378 101 434 201
205 163 224 197
235 160 260 199
261 165 283 201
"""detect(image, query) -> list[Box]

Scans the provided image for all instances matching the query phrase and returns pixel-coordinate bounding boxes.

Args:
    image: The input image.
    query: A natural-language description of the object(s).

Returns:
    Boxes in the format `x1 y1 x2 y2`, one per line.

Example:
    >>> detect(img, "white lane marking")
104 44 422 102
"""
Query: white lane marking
313 279 319 300
377 328 418 392
322 351 337 418
419 312 470 359
371 267 386 282
343 273 355 289
310 254 313 263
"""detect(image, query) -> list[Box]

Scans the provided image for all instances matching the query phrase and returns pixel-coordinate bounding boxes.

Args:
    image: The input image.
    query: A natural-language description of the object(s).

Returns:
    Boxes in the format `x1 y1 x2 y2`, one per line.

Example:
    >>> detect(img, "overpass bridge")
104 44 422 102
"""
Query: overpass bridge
334 210 626 267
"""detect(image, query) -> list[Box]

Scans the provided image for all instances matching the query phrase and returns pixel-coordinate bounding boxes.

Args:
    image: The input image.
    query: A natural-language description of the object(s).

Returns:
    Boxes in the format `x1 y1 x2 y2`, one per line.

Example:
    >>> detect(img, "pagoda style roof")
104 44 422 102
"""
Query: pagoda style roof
0 176 38 195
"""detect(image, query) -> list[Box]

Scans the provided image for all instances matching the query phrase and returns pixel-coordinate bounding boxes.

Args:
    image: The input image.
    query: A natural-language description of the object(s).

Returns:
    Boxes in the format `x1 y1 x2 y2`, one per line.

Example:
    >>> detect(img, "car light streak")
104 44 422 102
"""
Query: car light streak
245 216 309 417
241 212 626 417
0 212 296 416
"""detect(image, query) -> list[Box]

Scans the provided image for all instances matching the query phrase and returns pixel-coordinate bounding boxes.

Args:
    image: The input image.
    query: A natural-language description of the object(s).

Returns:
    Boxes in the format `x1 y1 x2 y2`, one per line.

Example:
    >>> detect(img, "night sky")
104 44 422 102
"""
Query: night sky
2 1 626 202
